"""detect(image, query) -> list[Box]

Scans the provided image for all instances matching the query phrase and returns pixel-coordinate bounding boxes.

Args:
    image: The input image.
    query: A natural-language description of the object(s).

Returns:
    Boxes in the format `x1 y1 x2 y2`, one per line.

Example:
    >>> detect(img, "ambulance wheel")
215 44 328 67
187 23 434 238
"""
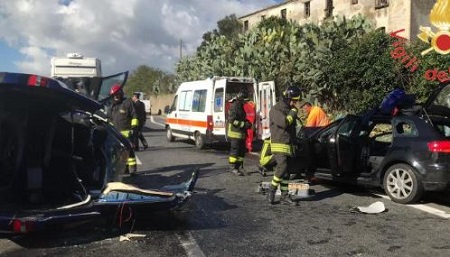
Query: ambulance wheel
166 127 174 142
194 132 205 149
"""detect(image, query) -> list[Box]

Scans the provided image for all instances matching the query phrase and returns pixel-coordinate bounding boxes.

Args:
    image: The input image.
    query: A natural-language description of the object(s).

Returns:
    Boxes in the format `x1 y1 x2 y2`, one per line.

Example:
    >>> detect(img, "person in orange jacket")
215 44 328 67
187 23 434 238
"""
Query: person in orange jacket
301 101 330 183
243 98 256 152
302 102 330 127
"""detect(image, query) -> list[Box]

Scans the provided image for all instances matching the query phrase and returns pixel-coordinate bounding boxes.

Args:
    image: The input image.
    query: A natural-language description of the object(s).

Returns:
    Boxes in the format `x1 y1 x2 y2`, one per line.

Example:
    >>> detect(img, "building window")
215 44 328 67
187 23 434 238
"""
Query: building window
325 0 333 18
281 9 287 20
375 0 389 9
351 0 358 4
243 20 249 32
305 2 311 18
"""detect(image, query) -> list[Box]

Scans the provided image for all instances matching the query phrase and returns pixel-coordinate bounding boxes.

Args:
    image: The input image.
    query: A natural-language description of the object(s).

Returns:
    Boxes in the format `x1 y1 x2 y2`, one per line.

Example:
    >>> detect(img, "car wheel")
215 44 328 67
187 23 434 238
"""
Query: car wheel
383 163 424 204
194 132 205 149
166 127 174 142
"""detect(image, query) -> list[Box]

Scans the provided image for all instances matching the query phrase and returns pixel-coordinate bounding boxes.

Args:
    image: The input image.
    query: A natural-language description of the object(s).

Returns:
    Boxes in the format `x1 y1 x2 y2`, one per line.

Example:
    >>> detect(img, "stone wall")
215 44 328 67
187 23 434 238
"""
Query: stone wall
149 94 174 115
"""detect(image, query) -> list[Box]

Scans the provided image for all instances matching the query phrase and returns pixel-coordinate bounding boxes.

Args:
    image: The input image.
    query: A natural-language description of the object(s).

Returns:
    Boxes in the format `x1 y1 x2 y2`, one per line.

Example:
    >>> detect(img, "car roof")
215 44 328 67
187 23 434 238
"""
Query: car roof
0 72 103 113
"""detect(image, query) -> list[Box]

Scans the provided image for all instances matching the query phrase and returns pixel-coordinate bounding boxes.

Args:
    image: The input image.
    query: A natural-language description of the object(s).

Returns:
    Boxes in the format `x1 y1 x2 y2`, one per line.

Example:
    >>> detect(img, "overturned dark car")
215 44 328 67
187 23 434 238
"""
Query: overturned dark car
0 72 198 234
295 82 450 204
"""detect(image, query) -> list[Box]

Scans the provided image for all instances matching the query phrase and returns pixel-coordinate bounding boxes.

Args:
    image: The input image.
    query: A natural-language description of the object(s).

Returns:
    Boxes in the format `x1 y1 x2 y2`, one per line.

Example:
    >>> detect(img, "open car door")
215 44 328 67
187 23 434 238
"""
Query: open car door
257 81 276 140
94 71 129 103
328 115 362 176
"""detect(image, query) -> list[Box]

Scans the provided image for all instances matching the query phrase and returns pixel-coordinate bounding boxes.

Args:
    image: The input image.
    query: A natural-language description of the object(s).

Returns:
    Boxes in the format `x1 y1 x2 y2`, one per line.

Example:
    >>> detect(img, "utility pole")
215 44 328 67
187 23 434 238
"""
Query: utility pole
179 39 183 59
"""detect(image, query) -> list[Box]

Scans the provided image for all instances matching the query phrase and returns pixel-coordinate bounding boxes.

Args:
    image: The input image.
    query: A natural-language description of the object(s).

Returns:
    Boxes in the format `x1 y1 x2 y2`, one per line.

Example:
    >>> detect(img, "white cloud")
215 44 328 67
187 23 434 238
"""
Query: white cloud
0 0 278 76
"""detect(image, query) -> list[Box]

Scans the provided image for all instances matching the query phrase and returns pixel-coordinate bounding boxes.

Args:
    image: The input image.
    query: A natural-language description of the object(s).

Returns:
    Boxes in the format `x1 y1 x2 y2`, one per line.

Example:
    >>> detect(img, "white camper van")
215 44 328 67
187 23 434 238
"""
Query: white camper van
166 77 268 149
51 53 102 78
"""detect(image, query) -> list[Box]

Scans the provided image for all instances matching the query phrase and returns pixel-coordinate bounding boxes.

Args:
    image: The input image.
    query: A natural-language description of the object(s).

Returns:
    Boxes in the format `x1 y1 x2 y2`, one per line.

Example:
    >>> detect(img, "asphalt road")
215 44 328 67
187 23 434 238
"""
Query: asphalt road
2 115 450 257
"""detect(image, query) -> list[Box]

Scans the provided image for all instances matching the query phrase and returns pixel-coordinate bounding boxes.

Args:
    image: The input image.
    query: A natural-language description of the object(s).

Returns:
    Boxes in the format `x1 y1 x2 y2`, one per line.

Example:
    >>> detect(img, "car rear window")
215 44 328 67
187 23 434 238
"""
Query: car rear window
432 118 450 138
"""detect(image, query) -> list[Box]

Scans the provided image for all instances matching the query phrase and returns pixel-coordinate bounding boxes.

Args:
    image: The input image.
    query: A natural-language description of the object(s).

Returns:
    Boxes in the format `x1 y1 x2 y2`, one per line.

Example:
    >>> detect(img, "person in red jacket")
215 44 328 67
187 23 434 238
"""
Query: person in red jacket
243 98 256 152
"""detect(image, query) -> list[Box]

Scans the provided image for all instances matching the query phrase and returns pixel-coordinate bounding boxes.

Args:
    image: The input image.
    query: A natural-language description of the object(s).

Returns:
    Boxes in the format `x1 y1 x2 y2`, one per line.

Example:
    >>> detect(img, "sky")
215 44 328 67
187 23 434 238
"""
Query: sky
0 0 282 77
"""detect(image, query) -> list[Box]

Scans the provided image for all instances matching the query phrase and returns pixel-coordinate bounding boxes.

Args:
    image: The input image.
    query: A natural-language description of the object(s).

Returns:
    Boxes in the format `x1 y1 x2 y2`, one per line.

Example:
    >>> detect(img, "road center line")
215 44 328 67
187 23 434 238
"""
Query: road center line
372 193 450 219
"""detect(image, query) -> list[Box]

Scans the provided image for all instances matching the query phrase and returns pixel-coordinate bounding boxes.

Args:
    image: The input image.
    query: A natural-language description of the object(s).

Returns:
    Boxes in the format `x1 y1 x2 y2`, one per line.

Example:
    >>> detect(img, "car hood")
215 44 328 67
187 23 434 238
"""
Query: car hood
0 72 103 113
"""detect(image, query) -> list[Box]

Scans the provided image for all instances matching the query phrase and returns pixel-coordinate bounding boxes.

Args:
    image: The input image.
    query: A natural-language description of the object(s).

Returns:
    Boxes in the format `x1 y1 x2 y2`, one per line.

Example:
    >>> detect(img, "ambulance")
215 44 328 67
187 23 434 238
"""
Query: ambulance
165 76 275 149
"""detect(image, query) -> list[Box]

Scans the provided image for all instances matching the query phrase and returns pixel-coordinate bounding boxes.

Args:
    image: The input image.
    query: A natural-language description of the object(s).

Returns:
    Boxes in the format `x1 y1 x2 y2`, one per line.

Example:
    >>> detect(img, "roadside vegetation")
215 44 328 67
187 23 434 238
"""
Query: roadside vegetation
127 14 450 119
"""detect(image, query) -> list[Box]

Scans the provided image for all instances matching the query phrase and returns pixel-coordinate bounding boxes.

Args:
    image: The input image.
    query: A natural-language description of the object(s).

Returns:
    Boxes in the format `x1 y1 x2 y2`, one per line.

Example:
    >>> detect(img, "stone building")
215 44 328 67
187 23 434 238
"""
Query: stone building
239 0 437 40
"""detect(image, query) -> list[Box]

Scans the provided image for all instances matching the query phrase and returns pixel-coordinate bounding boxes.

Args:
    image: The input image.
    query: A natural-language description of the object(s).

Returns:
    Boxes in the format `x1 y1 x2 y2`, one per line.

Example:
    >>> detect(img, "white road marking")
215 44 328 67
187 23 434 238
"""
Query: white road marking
176 231 206 257
372 192 450 219
150 115 165 127
135 155 142 165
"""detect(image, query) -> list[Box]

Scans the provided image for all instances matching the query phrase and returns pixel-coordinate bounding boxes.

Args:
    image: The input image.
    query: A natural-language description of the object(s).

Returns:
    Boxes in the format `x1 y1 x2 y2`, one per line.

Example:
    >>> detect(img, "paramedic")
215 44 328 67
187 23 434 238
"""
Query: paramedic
132 92 149 151
227 88 252 176
243 98 256 152
267 85 301 205
301 101 329 183
302 102 330 127
108 85 139 174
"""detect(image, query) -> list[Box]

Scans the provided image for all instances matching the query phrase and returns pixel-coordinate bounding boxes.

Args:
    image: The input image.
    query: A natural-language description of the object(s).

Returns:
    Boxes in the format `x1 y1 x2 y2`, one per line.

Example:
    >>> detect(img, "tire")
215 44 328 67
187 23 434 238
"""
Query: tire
194 132 205 150
383 163 424 204
166 127 174 142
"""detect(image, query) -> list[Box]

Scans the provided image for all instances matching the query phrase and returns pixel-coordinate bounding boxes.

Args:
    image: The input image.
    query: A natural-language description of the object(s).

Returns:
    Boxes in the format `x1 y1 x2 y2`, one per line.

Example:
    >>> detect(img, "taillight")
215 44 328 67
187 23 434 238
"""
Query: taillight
27 75 48 87
207 115 214 131
428 141 450 153
11 219 34 233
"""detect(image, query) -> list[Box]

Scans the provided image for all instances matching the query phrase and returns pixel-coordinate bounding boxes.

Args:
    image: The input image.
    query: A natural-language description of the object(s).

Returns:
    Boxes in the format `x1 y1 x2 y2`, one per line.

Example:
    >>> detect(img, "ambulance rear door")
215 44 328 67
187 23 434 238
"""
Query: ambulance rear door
257 81 276 140
212 78 228 140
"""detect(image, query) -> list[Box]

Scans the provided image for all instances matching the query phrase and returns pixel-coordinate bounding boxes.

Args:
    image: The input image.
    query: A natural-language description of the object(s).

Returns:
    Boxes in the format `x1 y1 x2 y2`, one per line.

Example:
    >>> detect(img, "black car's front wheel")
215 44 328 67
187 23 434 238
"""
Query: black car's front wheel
383 163 424 204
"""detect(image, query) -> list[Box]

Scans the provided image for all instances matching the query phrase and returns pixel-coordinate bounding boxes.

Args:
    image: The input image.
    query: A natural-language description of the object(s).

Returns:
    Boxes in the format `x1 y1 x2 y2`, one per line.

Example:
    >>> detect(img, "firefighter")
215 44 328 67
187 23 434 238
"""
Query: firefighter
108 84 139 174
227 88 252 176
267 85 301 205
243 97 256 152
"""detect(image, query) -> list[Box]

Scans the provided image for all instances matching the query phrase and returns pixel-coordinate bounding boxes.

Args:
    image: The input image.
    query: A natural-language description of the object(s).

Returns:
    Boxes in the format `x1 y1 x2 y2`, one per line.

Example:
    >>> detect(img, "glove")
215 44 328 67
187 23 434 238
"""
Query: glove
288 108 298 118
287 108 298 125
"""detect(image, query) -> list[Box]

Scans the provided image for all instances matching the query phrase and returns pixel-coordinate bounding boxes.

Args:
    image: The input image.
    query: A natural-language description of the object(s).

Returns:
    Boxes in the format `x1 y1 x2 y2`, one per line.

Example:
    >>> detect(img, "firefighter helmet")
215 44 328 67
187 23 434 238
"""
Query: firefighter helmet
110 84 123 96
283 85 301 101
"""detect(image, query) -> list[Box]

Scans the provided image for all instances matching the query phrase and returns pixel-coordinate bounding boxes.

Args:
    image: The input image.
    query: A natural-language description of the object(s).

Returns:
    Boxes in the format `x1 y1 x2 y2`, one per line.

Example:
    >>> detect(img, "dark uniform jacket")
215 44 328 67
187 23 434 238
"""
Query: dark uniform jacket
133 100 147 128
269 100 296 155
109 98 137 131
227 99 247 139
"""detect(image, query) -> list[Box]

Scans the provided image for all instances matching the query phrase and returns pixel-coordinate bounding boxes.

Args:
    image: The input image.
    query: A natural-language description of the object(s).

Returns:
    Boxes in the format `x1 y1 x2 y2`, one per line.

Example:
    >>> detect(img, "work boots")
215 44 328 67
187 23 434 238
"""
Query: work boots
230 169 244 176
280 191 295 205
267 186 276 205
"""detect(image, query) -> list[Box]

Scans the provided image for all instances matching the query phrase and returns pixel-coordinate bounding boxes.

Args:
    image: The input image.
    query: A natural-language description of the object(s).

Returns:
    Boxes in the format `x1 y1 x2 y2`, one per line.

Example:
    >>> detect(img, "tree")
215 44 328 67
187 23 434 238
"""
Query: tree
126 65 177 97
197 14 242 52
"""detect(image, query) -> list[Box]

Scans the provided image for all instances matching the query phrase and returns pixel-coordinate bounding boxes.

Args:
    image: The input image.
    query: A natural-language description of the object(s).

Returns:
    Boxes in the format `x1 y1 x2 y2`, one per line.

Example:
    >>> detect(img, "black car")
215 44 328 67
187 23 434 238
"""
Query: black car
297 82 450 204
0 72 198 234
